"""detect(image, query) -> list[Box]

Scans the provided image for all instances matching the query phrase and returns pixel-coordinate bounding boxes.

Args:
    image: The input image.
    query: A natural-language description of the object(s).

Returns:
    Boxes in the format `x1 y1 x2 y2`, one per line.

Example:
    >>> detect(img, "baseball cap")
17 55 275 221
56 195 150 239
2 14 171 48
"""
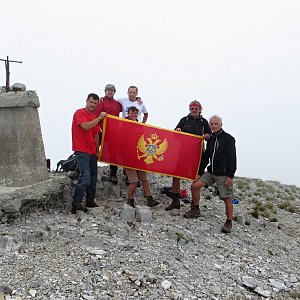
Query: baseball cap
104 84 116 92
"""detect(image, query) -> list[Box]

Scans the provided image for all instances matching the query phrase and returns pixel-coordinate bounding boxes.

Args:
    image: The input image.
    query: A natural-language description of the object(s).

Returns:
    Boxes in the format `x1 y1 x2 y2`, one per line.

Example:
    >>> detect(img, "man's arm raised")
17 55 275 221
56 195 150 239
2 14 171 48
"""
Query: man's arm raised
142 113 148 123
80 112 106 131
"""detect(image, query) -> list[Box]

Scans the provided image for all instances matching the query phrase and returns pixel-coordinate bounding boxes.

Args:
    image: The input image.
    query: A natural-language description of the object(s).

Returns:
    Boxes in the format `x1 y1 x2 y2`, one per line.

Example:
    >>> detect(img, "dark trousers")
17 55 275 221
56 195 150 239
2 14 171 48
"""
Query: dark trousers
72 151 98 205
110 165 118 176
99 132 118 176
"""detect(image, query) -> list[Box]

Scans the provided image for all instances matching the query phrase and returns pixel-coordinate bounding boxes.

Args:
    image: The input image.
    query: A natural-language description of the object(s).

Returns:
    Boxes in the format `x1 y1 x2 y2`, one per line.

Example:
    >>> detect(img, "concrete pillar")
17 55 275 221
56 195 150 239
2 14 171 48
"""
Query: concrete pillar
0 90 49 187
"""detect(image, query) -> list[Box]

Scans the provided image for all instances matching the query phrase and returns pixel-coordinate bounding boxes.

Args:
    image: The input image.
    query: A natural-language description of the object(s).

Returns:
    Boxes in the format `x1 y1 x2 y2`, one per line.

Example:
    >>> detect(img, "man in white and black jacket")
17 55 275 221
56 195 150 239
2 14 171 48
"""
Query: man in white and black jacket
184 114 237 234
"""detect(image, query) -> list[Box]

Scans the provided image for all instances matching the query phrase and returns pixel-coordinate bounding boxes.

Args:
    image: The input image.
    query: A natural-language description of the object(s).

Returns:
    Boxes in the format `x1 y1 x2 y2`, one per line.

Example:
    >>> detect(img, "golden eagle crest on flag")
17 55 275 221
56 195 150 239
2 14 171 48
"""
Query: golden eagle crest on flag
137 133 168 164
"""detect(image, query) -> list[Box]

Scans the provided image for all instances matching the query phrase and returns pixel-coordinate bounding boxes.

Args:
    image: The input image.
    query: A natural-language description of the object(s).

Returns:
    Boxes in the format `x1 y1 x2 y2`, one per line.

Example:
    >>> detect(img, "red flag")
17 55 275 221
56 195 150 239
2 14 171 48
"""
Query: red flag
99 115 203 180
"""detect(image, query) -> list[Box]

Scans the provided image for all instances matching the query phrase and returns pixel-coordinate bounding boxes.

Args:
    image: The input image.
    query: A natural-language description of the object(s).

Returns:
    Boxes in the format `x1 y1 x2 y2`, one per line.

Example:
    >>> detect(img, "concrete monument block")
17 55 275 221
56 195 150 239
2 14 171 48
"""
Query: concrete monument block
0 90 49 187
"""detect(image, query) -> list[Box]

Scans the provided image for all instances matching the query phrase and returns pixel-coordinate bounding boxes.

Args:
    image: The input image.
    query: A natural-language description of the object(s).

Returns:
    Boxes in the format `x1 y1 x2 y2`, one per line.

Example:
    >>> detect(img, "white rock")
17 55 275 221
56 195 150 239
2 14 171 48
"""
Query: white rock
254 286 271 297
161 280 172 290
241 276 259 288
29 289 37 297
289 276 298 283
102 275 110 281
269 279 286 290
89 249 107 256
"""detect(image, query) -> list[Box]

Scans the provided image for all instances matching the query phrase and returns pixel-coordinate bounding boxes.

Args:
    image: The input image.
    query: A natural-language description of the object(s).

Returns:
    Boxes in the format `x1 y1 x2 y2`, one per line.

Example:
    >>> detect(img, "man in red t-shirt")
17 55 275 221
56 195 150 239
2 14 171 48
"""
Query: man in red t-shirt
94 84 122 184
71 93 106 213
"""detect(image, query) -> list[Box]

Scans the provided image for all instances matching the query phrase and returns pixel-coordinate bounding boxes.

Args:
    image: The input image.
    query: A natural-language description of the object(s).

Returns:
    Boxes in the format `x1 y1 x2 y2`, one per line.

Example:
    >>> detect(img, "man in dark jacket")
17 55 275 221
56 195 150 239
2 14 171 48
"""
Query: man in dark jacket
165 100 211 211
184 115 237 234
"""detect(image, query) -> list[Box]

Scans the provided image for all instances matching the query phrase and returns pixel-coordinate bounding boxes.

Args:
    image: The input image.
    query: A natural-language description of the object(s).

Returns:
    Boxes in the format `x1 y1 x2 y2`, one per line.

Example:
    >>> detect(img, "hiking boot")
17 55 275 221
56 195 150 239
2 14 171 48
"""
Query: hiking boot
71 203 88 214
108 175 118 185
86 201 99 208
146 196 159 207
166 192 179 200
183 206 200 218
165 193 180 211
221 220 232 233
127 198 135 208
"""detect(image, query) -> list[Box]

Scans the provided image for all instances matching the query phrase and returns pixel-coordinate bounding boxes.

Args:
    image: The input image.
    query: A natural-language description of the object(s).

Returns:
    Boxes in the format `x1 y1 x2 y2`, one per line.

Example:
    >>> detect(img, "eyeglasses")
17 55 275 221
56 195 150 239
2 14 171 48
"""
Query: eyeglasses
190 107 200 111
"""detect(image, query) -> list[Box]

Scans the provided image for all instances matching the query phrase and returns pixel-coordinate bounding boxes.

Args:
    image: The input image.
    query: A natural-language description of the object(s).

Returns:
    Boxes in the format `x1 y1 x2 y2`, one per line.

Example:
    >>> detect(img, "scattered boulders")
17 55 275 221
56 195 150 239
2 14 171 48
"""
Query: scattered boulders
0 168 299 299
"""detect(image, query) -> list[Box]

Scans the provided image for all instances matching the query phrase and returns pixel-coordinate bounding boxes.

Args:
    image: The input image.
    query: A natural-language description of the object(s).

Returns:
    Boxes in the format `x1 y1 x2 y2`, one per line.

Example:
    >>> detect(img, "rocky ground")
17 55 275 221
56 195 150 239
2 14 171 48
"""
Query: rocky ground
0 167 300 300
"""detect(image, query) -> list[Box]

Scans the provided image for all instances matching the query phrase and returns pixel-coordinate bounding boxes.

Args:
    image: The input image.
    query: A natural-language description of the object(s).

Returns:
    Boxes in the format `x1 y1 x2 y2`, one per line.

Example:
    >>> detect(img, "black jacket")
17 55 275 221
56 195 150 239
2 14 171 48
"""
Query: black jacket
199 129 237 178
175 114 211 136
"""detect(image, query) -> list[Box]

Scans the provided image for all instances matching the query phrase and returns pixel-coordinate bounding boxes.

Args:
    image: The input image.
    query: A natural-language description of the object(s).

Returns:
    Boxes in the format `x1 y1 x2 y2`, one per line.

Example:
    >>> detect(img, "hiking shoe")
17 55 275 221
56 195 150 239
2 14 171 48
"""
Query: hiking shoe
146 196 159 207
165 194 180 211
127 198 135 208
86 201 99 208
108 175 118 185
221 220 232 233
183 207 200 218
71 203 88 214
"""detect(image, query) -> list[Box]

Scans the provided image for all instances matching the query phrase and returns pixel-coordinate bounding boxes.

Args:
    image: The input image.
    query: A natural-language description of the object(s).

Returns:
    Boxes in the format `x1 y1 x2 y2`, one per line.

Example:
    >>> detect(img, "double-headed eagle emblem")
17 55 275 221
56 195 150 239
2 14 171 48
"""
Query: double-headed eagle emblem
137 133 168 164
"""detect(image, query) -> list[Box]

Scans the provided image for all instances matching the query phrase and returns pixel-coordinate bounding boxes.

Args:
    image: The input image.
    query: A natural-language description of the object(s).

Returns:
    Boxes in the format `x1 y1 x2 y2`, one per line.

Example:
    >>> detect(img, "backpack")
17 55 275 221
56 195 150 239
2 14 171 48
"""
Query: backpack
160 186 188 199
55 154 79 173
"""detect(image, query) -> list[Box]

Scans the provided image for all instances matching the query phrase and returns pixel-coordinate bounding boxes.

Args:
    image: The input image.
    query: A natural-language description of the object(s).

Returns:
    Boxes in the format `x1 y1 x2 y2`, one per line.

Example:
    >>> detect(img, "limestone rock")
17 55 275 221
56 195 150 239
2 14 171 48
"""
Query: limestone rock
161 279 172 290
135 205 152 223
0 236 22 251
119 204 136 221
12 83 26 91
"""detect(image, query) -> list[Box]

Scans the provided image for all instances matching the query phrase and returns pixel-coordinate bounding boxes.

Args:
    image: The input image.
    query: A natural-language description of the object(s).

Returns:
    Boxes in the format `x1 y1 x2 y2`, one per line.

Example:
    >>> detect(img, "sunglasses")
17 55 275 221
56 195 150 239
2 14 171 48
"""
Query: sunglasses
190 107 200 111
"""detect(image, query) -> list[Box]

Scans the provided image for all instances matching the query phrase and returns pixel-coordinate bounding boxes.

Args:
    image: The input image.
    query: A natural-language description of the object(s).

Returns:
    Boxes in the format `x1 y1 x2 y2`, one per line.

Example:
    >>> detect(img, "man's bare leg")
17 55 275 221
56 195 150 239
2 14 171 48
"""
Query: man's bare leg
172 177 180 194
184 180 206 218
165 177 181 211
224 197 233 220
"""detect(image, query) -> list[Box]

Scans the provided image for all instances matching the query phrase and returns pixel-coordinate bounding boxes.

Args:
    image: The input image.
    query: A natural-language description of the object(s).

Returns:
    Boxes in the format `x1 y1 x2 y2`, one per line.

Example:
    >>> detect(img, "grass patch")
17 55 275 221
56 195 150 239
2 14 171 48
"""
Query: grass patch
251 200 277 220
278 201 299 213
287 287 300 299
235 179 250 191
175 232 192 244
269 217 278 222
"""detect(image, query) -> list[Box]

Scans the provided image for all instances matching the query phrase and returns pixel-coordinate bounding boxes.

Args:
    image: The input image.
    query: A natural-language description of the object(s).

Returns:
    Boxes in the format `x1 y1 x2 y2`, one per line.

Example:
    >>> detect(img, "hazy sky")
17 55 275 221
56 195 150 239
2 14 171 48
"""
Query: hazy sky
1 0 300 187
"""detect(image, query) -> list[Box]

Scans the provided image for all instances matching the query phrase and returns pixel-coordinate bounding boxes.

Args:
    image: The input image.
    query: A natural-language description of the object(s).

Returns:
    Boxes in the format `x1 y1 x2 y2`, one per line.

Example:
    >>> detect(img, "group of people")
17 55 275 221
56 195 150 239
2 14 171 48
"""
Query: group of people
71 84 237 233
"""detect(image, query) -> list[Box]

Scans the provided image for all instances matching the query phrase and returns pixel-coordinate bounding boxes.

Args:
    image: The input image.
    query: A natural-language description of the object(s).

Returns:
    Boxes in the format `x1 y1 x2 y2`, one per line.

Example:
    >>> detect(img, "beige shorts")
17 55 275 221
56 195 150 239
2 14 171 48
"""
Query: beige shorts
125 168 148 183
200 172 233 199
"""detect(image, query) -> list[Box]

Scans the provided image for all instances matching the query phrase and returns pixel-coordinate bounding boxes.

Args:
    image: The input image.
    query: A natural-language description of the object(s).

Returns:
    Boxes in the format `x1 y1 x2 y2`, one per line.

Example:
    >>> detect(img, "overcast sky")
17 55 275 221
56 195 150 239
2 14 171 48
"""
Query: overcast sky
1 0 300 187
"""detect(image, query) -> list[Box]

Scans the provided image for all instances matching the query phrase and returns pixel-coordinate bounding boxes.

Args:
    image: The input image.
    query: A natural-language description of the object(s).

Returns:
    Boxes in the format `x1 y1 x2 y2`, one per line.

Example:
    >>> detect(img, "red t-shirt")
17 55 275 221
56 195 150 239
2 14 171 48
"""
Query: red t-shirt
72 108 100 155
94 96 122 129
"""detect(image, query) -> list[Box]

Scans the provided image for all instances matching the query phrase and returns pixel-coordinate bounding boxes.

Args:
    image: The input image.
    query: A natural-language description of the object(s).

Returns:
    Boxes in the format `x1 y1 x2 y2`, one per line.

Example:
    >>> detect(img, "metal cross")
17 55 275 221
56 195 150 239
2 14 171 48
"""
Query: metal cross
0 56 22 92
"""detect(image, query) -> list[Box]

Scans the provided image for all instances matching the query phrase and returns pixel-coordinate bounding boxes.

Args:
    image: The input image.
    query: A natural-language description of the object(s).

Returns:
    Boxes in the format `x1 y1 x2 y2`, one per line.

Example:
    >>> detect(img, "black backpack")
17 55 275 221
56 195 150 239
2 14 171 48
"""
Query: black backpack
55 154 79 173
